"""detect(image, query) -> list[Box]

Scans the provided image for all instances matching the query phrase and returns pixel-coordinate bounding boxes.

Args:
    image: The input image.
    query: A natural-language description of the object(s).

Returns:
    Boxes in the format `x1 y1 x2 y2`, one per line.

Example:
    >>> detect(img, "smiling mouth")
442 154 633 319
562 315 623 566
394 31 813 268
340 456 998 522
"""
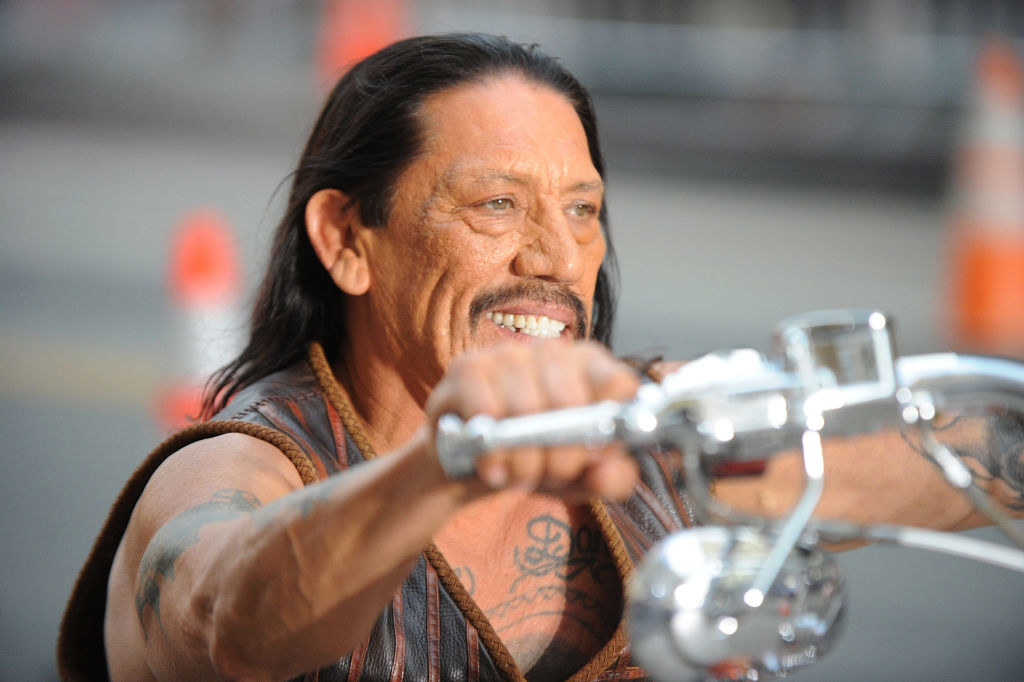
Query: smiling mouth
470 281 588 339
485 311 567 338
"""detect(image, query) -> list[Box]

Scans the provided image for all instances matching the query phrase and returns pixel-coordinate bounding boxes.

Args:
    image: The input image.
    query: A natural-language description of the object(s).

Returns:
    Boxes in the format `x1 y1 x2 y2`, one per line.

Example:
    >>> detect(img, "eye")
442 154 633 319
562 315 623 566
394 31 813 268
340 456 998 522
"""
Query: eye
567 201 597 218
483 197 514 211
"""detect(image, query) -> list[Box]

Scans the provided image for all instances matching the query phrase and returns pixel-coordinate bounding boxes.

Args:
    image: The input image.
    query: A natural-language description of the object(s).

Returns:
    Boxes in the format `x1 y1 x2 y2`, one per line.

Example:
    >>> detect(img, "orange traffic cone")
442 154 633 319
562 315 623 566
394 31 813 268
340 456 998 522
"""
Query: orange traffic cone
314 0 409 86
946 39 1024 357
157 209 245 429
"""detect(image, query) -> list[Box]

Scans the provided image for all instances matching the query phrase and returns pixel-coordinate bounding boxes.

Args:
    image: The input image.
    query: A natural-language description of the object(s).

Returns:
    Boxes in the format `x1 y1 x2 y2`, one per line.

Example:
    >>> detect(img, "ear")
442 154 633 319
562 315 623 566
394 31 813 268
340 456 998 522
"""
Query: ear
305 189 371 296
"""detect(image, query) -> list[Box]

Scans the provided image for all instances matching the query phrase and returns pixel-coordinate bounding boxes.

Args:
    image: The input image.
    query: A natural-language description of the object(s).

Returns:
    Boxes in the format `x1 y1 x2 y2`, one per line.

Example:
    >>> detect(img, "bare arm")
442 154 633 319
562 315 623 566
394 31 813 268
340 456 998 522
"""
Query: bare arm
714 413 1024 532
104 341 641 681
642 360 1024 532
106 429 475 680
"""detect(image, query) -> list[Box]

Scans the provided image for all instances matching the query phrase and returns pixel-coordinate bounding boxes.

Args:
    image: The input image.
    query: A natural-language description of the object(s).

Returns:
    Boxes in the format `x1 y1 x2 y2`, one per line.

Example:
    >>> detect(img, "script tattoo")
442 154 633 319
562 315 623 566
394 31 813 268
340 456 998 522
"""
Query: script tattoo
488 586 611 638
135 489 261 638
487 514 620 677
510 515 616 593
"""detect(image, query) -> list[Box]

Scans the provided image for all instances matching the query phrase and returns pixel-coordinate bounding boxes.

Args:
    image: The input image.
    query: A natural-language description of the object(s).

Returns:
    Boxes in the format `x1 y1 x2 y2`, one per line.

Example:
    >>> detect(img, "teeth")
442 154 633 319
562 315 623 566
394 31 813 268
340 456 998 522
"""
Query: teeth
486 311 567 338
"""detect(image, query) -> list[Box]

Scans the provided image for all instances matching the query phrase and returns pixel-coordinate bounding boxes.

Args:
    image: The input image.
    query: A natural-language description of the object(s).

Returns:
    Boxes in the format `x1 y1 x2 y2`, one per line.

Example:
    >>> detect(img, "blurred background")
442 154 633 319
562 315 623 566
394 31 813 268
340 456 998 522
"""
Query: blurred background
2 0 1023 679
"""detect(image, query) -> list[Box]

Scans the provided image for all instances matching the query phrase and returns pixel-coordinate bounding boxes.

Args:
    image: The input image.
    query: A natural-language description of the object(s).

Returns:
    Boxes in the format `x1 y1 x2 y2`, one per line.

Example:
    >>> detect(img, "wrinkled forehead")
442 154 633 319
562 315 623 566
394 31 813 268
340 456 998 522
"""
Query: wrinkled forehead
408 75 602 199
415 74 596 164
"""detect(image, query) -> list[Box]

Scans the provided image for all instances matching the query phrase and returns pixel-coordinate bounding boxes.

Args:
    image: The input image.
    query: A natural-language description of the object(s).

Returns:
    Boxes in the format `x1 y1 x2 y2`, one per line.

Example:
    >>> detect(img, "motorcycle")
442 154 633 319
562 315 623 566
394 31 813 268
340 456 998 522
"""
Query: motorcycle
435 309 1024 681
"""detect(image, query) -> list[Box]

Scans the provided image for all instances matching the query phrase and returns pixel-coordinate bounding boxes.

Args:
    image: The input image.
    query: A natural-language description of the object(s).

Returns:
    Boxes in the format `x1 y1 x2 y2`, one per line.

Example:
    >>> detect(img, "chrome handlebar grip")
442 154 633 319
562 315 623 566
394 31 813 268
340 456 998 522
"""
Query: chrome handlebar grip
435 400 627 479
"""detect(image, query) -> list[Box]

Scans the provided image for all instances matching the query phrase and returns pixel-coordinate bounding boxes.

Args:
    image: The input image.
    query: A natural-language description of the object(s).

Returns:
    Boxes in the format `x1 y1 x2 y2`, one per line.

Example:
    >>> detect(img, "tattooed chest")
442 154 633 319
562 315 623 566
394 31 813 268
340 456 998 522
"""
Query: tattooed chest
446 512 623 677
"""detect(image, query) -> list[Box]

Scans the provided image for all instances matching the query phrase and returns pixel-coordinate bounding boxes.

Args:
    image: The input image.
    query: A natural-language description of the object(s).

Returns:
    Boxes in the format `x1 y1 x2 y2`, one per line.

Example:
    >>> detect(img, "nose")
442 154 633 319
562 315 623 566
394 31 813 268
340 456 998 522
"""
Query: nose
512 206 587 283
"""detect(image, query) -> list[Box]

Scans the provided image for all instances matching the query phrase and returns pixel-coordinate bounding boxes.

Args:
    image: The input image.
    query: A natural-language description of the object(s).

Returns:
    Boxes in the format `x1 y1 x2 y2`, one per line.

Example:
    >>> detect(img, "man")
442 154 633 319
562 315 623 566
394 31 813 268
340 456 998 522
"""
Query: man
59 33 1021 681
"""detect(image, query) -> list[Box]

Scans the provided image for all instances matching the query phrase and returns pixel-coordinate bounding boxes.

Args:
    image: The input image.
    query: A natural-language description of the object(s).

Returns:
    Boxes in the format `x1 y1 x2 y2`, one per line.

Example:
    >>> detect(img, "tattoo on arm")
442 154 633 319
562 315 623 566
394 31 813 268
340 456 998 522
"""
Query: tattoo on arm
974 412 1024 510
902 411 1024 511
134 489 262 638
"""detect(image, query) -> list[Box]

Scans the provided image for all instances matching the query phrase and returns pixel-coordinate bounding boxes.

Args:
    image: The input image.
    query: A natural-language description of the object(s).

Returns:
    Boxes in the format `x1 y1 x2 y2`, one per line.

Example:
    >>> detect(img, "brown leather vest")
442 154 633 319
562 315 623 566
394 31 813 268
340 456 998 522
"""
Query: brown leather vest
58 345 695 681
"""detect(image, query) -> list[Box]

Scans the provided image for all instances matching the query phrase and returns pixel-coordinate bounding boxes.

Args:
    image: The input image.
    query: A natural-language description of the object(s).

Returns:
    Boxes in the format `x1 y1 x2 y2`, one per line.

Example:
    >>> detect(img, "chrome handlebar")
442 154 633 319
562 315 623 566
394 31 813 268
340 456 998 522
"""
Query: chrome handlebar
438 310 1024 471
435 309 1024 681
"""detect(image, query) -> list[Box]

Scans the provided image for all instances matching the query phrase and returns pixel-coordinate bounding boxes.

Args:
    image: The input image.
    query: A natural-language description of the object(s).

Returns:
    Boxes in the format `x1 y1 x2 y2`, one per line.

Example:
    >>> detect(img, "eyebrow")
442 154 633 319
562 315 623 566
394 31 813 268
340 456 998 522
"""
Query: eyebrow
567 179 605 194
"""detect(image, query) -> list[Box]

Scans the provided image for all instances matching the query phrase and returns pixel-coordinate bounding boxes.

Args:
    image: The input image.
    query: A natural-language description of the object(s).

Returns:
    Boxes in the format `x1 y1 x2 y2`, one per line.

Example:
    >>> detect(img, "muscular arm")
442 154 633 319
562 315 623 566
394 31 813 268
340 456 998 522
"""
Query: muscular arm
106 430 474 680
714 412 1024 532
645 360 1024 532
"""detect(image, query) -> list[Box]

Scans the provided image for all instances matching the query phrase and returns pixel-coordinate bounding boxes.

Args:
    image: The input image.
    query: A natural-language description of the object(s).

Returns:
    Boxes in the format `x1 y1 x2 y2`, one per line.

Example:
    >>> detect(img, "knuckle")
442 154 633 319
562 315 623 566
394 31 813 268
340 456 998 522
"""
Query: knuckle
546 447 585 480
508 448 544 482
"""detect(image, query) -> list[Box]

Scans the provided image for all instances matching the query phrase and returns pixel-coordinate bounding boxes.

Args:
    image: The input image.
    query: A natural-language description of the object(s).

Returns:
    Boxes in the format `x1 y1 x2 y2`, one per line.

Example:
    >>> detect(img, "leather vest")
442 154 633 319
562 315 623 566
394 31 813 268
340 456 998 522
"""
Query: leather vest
58 345 695 681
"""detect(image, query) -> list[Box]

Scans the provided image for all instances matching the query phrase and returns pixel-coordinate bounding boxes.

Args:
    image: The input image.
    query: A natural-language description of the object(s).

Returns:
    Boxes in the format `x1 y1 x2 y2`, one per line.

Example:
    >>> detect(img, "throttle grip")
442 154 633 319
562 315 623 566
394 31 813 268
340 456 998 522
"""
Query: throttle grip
435 400 625 479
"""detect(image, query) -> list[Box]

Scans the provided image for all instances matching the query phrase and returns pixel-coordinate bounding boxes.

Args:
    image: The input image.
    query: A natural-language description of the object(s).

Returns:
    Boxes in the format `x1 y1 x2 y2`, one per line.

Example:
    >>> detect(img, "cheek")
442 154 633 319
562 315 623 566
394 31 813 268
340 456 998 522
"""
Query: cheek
379 222 454 285
388 226 520 330
422 224 520 283
582 236 608 298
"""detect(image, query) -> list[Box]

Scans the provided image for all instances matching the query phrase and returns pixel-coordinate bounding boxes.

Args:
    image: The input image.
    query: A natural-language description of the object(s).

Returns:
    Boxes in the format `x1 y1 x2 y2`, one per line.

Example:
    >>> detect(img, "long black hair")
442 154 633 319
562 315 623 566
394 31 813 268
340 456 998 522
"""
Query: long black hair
202 33 619 417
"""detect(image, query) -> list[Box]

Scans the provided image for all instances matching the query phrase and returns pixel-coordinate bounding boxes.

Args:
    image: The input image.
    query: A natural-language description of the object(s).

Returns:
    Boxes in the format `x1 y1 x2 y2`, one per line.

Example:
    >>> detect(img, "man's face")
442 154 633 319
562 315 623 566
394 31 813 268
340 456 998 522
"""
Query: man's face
356 73 606 391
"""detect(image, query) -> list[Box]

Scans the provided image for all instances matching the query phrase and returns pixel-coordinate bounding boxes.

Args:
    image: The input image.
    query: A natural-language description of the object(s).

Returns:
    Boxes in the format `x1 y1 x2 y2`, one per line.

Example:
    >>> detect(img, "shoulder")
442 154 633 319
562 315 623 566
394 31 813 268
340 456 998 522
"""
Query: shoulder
141 433 304 524
115 434 303 586
105 433 303 679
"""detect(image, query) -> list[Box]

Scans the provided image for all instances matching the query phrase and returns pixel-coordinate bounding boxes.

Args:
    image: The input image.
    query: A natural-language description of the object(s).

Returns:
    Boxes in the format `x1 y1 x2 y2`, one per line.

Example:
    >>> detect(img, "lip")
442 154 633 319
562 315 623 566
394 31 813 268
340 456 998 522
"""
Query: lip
486 318 572 341
484 301 576 339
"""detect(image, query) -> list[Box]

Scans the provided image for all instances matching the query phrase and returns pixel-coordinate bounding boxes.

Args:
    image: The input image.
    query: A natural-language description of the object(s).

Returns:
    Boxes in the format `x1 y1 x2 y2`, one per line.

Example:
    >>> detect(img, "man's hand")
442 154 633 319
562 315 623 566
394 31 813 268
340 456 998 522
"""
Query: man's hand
425 340 641 501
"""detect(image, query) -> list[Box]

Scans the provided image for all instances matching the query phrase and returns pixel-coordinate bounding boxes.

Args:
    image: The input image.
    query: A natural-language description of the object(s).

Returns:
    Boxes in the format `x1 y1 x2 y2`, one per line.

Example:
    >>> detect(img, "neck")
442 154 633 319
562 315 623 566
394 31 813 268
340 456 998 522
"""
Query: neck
332 340 430 454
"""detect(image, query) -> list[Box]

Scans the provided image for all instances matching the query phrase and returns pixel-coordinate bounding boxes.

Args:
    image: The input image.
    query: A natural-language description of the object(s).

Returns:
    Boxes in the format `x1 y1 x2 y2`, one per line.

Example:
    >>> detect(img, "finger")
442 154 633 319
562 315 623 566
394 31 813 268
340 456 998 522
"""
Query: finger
484 347 548 486
535 341 590 409
534 447 638 501
492 344 544 416
503 445 545 487
476 449 510 489
426 354 512 487
528 344 635 488
425 351 502 422
578 342 642 402
580 449 640 501
540 444 592 487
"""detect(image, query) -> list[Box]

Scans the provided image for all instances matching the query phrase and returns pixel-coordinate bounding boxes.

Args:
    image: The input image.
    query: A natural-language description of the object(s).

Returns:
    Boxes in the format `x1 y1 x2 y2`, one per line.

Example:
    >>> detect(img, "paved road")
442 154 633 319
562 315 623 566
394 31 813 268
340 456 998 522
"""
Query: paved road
2 118 1022 680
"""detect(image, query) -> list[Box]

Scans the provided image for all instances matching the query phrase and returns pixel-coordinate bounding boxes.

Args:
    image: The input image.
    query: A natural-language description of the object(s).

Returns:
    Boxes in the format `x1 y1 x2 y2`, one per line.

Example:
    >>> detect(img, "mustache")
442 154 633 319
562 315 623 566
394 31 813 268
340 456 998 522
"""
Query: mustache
470 281 589 339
